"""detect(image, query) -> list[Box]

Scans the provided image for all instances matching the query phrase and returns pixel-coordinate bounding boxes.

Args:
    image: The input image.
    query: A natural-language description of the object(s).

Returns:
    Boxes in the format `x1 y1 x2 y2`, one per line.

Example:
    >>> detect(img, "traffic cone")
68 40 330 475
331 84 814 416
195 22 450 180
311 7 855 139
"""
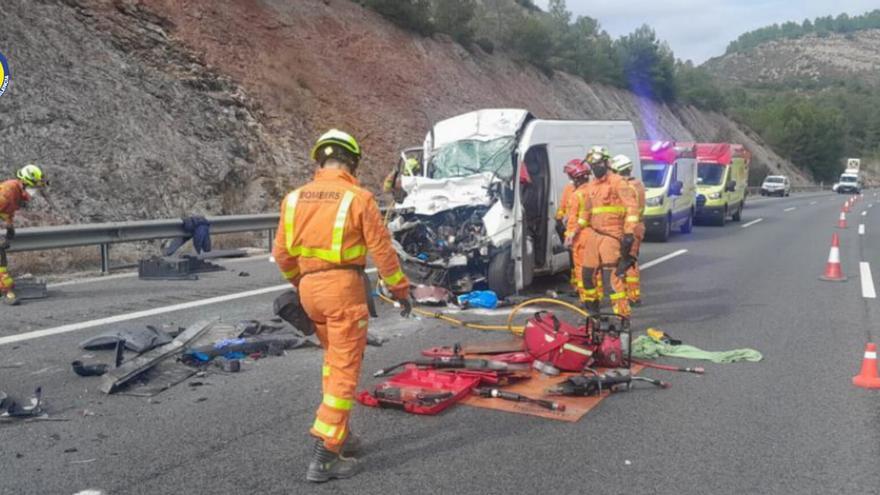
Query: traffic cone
838 211 848 229
852 343 880 389
843 201 850 213
819 233 847 281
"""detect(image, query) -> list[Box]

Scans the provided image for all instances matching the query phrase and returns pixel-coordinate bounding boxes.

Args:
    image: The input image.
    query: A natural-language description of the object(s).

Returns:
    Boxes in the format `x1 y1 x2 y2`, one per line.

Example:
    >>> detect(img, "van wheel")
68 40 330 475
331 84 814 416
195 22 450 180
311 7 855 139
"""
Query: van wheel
680 210 693 234
656 214 671 242
717 207 727 226
488 249 515 298
732 203 742 222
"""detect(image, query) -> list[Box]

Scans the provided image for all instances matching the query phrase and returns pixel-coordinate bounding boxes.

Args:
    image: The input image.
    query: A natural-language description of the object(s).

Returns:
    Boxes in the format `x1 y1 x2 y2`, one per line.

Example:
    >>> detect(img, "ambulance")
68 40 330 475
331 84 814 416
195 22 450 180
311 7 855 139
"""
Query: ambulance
638 141 698 242
695 143 750 226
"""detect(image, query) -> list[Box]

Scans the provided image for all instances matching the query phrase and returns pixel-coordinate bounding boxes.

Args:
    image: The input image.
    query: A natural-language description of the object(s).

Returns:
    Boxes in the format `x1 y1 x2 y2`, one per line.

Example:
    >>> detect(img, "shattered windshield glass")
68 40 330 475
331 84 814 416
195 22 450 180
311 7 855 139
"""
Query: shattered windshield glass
640 162 670 188
429 137 515 179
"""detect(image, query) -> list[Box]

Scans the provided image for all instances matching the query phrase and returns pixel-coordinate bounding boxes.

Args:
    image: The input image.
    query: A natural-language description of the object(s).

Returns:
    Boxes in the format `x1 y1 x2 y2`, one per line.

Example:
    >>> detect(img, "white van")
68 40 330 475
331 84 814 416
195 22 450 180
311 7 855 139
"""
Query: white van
388 109 640 296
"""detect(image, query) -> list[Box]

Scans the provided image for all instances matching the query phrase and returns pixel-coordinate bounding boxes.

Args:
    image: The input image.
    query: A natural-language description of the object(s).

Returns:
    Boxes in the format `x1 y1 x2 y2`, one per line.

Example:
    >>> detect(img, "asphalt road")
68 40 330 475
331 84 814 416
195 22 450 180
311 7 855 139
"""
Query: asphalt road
2 192 879 495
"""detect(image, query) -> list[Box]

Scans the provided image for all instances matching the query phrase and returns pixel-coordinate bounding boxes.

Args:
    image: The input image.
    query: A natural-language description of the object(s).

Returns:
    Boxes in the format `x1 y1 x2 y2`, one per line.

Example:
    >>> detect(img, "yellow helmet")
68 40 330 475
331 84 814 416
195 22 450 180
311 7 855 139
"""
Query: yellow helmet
310 129 362 165
585 146 610 166
16 164 45 187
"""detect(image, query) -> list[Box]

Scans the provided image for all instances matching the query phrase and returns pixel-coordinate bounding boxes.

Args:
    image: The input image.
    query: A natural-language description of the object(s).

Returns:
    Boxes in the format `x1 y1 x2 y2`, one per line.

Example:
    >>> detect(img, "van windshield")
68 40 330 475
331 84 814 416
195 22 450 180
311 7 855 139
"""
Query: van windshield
428 137 515 179
697 163 726 186
640 161 670 188
764 177 784 184
840 175 858 184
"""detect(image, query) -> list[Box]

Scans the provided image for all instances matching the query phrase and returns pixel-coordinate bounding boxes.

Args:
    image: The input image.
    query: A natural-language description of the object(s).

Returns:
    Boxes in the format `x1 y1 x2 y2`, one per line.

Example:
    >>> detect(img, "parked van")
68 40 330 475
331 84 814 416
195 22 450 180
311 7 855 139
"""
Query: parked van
695 143 750 226
389 109 640 296
638 141 697 241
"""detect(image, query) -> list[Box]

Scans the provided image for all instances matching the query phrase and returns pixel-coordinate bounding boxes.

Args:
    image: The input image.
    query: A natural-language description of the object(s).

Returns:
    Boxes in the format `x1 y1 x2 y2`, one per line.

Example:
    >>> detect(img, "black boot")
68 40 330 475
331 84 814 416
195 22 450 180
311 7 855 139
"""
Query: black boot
306 439 360 483
341 432 363 457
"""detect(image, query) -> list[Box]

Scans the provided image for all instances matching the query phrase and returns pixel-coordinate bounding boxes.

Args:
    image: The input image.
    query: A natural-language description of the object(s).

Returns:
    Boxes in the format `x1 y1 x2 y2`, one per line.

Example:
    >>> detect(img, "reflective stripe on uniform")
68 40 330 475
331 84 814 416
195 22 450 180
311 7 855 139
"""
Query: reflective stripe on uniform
592 206 625 215
625 276 639 283
610 292 627 300
383 268 406 286
323 393 354 411
282 268 300 280
313 418 342 439
322 365 331 377
577 218 588 227
285 189 368 263
625 215 640 223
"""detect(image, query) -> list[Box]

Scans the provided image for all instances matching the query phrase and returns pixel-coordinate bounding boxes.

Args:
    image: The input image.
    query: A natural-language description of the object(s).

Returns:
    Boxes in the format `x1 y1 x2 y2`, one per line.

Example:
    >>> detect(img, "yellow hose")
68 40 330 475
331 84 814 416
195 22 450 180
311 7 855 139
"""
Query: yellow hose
377 290 589 336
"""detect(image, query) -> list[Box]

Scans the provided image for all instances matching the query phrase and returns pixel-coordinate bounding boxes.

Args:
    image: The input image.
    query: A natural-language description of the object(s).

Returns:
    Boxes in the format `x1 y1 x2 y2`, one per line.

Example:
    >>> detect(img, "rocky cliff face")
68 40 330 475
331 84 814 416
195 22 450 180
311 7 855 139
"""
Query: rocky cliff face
704 30 880 87
0 0 811 226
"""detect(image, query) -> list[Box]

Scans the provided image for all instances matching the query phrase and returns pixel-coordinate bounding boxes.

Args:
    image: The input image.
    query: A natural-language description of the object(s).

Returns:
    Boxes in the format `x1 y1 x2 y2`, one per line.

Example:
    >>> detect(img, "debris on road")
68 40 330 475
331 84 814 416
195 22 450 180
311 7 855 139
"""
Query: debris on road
0 387 46 420
80 325 172 353
14 275 48 300
71 361 109 377
411 285 452 305
99 319 216 394
366 332 387 347
457 290 499 309
181 335 313 365
631 334 763 363
138 256 199 281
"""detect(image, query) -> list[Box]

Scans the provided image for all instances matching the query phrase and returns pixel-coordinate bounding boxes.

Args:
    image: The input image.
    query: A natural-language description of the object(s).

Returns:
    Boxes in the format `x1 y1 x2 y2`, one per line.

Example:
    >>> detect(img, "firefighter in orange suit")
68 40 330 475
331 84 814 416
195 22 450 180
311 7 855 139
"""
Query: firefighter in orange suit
272 129 410 483
567 146 640 318
610 154 646 305
0 165 47 306
559 159 590 293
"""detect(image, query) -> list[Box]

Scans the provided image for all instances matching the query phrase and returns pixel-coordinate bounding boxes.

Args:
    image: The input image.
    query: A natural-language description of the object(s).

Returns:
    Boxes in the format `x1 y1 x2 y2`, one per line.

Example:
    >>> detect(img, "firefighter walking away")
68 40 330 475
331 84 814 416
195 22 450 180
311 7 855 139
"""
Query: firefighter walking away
0 165 47 306
609 154 645 306
272 129 411 483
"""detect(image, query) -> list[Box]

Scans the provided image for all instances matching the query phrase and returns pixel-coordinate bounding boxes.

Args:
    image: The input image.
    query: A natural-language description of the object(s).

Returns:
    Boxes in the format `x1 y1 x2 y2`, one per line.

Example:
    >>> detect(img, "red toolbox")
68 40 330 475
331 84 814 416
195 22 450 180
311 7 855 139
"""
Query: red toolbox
357 366 481 415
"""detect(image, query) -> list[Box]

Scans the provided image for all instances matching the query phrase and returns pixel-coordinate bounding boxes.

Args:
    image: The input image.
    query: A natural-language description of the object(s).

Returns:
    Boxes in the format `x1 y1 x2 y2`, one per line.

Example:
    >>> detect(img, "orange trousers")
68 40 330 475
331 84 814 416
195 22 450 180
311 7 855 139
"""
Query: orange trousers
578 231 631 318
571 233 588 296
626 224 645 303
299 270 370 453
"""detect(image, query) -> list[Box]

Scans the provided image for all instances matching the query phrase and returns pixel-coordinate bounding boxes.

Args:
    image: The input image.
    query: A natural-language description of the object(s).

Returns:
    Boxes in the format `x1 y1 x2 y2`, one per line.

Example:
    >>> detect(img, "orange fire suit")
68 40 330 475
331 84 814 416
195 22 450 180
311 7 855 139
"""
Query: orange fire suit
572 173 640 317
0 179 30 297
565 184 590 295
557 182 576 286
272 168 409 453
625 177 646 303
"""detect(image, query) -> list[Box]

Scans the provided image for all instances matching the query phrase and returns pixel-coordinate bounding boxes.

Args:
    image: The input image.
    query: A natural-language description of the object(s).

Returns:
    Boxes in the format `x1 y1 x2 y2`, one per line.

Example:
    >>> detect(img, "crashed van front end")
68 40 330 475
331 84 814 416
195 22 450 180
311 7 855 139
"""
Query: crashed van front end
387 173 513 294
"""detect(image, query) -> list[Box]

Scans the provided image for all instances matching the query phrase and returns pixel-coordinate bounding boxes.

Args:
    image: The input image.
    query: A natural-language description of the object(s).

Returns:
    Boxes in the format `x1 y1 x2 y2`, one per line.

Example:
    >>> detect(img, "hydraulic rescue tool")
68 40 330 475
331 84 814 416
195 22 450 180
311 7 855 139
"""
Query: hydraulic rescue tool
546 370 669 397
523 311 631 372
373 356 530 377
473 387 566 412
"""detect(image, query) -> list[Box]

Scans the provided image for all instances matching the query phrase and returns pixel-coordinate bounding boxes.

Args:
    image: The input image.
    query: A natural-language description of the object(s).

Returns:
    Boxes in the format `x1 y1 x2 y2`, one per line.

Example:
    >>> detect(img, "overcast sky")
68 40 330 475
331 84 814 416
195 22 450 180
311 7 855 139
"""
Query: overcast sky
533 0 879 63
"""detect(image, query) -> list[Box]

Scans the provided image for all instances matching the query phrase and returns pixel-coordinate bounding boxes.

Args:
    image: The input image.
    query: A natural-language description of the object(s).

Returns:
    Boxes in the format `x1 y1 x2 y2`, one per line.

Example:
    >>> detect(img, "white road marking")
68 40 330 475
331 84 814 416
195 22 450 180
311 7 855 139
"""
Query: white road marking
784 207 796 212
860 262 877 299
741 218 763 228
0 284 291 346
640 249 688 270
809 201 817 205
859 224 866 235
862 211 868 216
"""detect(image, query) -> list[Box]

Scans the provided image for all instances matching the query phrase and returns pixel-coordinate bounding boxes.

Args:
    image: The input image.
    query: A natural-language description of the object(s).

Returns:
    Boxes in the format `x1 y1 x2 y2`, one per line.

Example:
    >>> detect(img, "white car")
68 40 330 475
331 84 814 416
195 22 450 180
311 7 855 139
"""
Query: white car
760 175 790 197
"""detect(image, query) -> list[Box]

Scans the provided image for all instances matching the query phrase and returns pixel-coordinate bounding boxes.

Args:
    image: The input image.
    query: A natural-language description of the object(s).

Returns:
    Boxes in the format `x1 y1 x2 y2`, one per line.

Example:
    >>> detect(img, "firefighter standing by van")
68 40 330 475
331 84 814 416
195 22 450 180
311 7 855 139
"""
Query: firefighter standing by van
272 130 410 483
0 165 47 306
567 147 640 318
559 159 590 294
609 154 645 306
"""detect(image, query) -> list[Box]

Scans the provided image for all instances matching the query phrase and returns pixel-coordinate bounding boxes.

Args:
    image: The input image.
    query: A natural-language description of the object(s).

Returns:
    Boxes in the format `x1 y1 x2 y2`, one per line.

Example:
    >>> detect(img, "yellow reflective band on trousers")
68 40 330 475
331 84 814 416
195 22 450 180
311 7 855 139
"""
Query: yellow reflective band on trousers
592 206 625 215
282 268 299 280
610 292 627 300
626 277 639 283
285 190 368 263
577 218 588 228
383 268 406 286
322 365 331 377
323 393 354 411
626 215 640 223
313 418 344 440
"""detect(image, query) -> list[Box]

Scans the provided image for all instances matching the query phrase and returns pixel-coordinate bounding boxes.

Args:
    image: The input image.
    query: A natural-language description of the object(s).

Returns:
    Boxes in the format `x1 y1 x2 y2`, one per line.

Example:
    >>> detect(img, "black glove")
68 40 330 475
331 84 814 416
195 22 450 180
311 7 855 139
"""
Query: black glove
555 219 566 239
616 257 632 278
620 234 635 257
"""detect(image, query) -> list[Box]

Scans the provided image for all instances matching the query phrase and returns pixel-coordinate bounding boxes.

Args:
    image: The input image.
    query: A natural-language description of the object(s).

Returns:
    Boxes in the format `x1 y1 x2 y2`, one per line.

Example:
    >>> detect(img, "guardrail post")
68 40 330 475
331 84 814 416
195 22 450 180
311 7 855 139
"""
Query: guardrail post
268 229 275 251
100 243 110 274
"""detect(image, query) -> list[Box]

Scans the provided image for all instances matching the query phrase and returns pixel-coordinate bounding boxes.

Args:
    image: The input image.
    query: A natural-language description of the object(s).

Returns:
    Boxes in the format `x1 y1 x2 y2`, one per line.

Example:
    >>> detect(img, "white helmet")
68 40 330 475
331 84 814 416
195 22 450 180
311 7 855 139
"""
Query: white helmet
609 154 633 174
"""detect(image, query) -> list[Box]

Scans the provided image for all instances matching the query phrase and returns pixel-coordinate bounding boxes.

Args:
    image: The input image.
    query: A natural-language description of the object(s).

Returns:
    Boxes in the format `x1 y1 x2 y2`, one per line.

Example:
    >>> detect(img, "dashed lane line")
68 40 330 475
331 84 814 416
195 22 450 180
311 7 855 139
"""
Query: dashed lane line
862 211 868 216
784 207 796 212
859 224 866 235
809 201 818 205
639 249 688 270
741 218 763 228
860 262 877 299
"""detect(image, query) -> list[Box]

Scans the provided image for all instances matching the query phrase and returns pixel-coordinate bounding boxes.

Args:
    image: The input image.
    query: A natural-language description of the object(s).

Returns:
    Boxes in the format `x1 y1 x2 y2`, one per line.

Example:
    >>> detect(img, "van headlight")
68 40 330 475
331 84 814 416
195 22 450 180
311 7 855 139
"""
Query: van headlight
708 191 722 199
646 196 663 207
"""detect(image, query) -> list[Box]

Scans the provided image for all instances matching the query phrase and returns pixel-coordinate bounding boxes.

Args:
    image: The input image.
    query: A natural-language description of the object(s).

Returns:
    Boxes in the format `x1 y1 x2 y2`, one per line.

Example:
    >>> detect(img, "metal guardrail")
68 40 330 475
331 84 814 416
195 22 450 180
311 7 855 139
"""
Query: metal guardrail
9 214 280 273
746 185 829 195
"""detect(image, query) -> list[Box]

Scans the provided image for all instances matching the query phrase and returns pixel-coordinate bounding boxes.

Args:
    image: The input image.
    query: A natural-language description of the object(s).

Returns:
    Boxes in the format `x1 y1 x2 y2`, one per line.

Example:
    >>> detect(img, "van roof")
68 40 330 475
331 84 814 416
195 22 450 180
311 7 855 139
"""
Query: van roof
695 143 751 165
638 141 696 163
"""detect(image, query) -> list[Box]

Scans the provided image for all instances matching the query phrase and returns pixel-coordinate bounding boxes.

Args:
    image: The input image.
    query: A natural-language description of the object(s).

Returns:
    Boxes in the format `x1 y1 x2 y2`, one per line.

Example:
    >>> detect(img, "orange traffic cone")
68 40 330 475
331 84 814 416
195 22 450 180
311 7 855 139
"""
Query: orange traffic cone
852 343 880 389
844 200 851 213
819 233 847 281
838 211 848 229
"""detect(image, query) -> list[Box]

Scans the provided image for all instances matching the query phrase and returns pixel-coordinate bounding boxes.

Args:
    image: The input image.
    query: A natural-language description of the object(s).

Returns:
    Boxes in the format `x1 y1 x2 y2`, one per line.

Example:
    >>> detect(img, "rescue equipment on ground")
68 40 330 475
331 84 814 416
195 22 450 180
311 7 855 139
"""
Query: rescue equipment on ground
522 311 630 372
373 356 530 378
357 367 481 415
546 370 669 396
473 387 566 412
